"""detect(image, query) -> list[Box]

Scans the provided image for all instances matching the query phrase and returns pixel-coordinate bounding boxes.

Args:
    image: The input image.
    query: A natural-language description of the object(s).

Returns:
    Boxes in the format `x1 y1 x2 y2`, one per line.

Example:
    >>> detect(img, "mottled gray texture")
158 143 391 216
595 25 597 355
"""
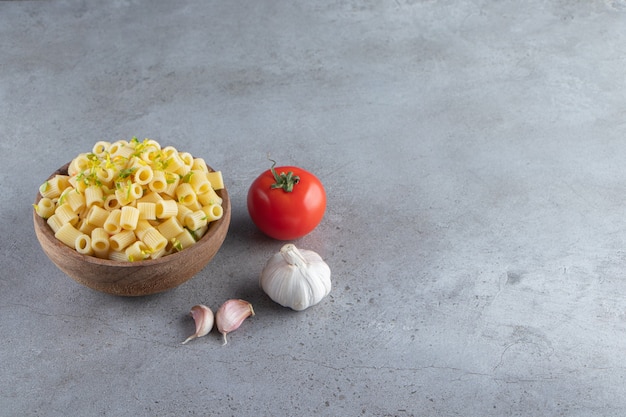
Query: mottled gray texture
2 1 626 416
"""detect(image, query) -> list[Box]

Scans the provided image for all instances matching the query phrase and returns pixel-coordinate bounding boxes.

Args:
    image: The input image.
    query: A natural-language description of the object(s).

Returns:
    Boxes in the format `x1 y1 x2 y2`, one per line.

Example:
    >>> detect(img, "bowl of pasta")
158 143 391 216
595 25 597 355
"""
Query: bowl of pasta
32 138 231 296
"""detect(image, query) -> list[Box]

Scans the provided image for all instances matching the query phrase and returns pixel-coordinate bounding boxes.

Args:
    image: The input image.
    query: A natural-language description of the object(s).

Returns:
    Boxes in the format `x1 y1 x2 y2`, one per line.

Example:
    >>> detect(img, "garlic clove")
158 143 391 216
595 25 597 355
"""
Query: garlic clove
181 304 214 345
215 299 255 345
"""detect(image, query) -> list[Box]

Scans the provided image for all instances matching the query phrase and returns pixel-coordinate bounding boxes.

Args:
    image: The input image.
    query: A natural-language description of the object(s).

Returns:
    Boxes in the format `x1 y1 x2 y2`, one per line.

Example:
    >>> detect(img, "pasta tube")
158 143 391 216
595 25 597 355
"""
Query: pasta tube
90 227 110 258
103 194 121 211
125 241 150 262
109 229 136 251
184 210 208 231
92 141 110 157
191 157 209 173
64 189 85 213
188 170 212 195
201 203 223 222
175 183 197 206
85 185 104 208
77 219 96 235
75 234 93 256
197 186 222 206
148 170 168 194
34 198 55 219
134 165 154 185
55 203 79 226
55 223 84 249
108 250 129 262
46 215 64 234
155 199 178 219
120 206 140 230
156 217 184 240
96 168 115 186
205 171 224 190
171 229 196 251
175 203 193 225
103 209 122 235
134 220 155 241
86 205 110 227
39 175 68 199
141 228 168 252
137 202 156 220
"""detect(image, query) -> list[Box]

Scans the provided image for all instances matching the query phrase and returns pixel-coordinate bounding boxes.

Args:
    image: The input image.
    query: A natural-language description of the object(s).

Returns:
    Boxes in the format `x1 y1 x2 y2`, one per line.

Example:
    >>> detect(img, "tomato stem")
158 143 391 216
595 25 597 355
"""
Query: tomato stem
269 159 299 192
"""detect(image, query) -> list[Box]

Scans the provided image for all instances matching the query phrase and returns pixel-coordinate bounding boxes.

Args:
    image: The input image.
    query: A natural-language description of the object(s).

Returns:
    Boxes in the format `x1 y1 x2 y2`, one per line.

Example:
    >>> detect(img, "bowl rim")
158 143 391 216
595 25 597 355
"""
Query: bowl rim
33 161 230 268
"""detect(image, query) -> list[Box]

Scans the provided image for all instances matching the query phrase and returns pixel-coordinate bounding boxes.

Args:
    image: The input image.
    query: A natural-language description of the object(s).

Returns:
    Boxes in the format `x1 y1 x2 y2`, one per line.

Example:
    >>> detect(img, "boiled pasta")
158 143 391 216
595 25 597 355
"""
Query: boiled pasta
125 240 149 262
103 194 121 211
179 152 194 169
108 250 128 262
103 209 122 234
134 165 154 185
91 227 110 258
92 141 110 156
157 216 184 240
205 171 224 190
133 220 155 241
148 170 168 193
39 175 68 199
86 205 110 227
35 137 225 261
164 151 185 174
149 246 169 260
155 199 178 219
191 224 209 242
184 210 208 231
175 203 193 225
55 203 79 226
187 170 211 194
138 190 163 204
34 197 55 219
191 224 209 241
192 157 209 173
162 173 180 197
120 206 140 230
172 229 196 251
96 167 115 185
175 182 196 206
85 185 104 208
137 202 156 220
141 228 168 252
197 186 222 206
46 215 63 234
77 219 96 235
75 234 93 255
64 189 86 212
109 229 136 251
201 203 223 222
55 223 84 249
115 182 142 206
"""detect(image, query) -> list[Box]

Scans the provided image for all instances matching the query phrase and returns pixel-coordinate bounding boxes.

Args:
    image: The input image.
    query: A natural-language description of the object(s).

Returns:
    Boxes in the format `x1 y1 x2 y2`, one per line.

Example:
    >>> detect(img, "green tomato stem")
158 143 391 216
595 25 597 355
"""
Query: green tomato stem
269 159 300 192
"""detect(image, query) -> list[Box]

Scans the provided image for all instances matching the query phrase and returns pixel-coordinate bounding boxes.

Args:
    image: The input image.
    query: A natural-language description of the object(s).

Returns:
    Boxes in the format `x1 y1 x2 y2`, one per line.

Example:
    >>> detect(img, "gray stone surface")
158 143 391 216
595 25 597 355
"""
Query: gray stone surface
2 0 626 415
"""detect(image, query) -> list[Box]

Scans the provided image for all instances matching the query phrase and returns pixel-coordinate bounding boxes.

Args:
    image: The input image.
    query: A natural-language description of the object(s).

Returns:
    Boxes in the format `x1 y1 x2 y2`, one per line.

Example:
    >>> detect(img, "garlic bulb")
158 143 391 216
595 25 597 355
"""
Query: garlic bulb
181 304 214 344
215 299 255 345
260 243 331 311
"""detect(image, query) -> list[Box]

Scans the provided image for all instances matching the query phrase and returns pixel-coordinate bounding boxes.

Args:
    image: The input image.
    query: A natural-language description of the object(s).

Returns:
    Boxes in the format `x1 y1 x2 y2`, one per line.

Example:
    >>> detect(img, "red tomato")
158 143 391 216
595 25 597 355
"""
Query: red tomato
247 163 326 240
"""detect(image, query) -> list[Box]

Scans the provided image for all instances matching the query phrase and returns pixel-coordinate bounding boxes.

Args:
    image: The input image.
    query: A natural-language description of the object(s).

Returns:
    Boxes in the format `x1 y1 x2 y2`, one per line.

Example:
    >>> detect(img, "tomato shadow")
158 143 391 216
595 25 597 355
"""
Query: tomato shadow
223 204 276 246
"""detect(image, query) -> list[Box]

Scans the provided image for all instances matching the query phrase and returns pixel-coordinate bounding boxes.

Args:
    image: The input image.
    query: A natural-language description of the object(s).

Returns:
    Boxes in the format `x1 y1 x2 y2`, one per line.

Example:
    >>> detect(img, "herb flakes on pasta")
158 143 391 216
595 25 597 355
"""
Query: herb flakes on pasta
34 137 225 262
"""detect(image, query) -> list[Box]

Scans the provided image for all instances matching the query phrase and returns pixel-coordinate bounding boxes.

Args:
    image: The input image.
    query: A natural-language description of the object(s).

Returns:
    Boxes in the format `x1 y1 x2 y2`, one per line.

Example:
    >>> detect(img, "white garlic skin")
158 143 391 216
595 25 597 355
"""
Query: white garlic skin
260 243 331 311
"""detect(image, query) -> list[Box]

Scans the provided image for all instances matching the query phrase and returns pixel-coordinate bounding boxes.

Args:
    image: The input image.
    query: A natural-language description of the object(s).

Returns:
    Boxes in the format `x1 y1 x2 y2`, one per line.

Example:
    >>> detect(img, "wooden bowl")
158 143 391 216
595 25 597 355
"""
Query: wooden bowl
33 162 231 296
